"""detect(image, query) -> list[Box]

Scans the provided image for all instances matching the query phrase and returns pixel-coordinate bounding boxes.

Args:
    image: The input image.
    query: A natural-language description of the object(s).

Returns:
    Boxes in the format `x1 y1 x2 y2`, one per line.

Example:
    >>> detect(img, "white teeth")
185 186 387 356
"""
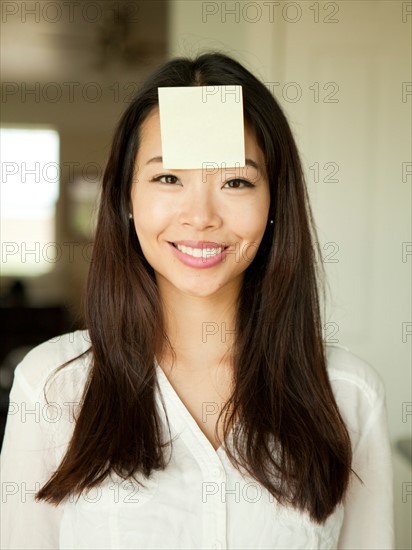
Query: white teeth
174 244 223 258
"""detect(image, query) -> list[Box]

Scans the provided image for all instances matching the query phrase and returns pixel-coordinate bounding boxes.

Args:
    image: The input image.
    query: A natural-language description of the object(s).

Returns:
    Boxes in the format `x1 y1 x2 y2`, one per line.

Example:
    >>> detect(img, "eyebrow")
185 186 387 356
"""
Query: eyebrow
145 156 261 171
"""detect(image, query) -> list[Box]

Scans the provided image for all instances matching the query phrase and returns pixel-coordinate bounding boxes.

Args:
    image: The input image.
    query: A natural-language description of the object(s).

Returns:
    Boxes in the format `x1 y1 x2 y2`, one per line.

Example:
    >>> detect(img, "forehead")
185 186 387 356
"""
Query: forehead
136 107 265 167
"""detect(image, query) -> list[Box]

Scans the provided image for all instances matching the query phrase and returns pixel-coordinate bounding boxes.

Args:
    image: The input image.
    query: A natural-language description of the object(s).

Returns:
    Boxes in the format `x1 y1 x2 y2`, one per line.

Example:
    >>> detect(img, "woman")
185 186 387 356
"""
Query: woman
1 52 394 549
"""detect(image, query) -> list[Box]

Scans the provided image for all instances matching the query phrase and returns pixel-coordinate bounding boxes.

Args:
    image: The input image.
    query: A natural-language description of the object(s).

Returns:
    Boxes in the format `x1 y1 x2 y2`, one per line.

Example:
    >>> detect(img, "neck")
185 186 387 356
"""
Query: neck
156 278 241 374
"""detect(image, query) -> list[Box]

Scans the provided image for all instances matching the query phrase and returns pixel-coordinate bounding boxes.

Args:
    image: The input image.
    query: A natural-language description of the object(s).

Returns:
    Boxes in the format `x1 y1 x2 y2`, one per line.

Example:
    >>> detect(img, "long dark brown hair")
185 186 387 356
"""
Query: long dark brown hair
35 51 360 523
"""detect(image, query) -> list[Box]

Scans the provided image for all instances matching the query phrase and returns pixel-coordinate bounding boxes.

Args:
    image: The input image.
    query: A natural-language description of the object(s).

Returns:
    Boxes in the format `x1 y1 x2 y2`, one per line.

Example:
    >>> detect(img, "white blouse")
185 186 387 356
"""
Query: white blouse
0 330 395 550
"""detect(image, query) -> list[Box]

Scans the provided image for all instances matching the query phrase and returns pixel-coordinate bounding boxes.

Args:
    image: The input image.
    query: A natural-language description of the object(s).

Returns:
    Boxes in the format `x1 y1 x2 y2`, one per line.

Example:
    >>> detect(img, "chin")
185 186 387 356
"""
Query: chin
180 285 221 298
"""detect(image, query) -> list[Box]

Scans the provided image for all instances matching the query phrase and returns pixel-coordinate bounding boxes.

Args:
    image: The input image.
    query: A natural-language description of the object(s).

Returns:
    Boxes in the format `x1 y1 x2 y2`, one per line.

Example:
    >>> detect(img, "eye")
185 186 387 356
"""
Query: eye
151 174 180 185
224 179 255 189
151 175 255 188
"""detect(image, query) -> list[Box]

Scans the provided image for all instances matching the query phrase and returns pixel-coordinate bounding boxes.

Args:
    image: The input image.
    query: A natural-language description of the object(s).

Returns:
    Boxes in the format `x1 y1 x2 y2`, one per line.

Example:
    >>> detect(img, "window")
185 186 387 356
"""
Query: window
0 126 60 277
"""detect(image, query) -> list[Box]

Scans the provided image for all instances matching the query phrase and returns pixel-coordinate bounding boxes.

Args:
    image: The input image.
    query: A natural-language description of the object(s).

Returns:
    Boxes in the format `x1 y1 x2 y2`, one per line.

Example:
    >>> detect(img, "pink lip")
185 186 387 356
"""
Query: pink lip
168 242 229 269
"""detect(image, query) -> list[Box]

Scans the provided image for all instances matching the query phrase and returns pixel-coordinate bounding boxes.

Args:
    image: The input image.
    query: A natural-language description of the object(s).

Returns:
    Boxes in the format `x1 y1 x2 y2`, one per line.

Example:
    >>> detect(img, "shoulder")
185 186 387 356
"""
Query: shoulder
325 344 387 451
325 343 385 405
13 330 92 399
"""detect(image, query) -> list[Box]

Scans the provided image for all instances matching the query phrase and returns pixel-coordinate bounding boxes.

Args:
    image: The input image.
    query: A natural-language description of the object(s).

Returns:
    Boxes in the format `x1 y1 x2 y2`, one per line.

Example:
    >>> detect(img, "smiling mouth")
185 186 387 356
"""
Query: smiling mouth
169 242 229 258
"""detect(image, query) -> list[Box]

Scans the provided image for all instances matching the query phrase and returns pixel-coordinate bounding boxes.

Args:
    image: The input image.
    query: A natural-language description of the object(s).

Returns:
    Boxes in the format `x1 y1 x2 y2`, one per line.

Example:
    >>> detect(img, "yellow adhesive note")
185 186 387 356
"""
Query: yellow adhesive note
158 86 245 169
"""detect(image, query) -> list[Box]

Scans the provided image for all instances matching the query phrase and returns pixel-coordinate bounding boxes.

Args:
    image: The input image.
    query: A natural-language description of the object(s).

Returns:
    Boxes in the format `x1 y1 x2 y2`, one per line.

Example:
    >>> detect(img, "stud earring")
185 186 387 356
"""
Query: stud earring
129 212 133 219
268 219 274 225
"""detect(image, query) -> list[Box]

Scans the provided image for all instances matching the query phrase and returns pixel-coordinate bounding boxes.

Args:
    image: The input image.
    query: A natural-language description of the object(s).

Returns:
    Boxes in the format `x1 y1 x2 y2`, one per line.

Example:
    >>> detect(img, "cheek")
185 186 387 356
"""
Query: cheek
236 204 270 255
133 195 172 243
238 210 268 240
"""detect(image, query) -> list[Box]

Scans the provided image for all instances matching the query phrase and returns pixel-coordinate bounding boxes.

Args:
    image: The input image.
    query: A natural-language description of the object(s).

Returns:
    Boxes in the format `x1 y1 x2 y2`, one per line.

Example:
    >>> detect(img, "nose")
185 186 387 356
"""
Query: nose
177 173 222 230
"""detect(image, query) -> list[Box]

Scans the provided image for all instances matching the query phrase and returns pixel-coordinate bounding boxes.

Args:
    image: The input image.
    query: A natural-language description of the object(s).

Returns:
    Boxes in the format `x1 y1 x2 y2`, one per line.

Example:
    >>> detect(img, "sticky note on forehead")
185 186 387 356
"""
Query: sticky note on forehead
158 86 245 169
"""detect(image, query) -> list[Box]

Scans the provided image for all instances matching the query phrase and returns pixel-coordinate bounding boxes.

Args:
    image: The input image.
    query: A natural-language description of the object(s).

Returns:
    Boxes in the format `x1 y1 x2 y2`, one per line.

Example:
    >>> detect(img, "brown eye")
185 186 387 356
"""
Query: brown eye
224 179 255 189
152 175 180 185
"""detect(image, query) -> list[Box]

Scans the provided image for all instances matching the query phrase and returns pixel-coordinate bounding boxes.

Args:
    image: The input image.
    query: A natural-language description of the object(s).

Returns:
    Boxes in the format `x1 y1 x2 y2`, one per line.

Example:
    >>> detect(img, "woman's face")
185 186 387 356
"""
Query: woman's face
130 107 271 298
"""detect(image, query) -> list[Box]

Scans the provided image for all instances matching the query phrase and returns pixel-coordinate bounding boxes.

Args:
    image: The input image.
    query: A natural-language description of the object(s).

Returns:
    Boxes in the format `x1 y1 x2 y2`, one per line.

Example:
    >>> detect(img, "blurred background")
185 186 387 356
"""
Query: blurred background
1 1 411 546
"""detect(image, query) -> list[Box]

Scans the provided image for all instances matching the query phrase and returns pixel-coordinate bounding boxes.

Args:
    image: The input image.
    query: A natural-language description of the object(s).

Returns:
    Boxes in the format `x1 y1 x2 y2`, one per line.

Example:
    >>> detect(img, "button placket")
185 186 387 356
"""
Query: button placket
155 361 228 549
